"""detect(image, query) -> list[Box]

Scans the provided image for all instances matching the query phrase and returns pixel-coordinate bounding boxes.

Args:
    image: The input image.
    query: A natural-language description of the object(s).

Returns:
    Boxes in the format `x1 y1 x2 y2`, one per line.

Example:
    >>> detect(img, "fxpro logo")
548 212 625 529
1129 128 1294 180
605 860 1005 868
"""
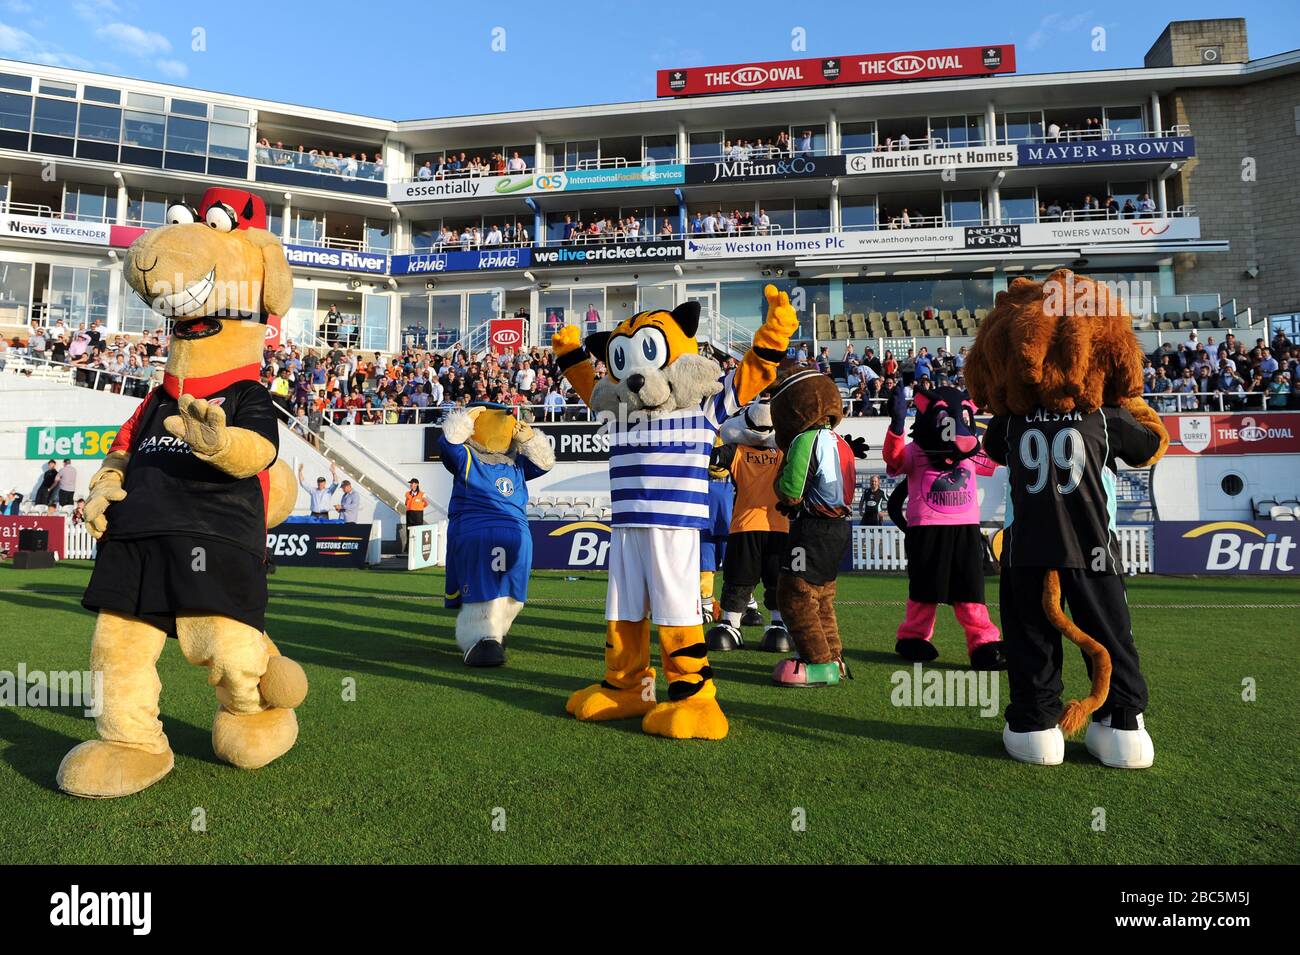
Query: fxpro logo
1185 522 1297 573
548 520 610 568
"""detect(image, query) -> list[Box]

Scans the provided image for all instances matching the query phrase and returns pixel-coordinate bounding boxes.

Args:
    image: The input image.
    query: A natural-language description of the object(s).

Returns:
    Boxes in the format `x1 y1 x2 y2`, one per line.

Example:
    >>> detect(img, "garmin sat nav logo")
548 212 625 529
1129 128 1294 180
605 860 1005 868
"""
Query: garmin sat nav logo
1154 521 1299 575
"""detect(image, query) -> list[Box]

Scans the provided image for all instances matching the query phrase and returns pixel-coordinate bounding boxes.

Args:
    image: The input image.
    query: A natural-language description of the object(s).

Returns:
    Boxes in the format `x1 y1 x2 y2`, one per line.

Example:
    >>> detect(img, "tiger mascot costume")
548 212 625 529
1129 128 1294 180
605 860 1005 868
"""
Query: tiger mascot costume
551 286 797 739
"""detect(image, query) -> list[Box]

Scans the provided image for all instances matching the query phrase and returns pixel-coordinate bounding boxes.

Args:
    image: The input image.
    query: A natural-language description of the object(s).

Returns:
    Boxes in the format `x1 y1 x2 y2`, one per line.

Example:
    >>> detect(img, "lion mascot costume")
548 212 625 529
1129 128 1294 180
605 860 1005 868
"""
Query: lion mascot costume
768 368 867 687
884 384 1004 670
438 401 554 666
59 188 307 798
965 270 1168 769
551 286 797 739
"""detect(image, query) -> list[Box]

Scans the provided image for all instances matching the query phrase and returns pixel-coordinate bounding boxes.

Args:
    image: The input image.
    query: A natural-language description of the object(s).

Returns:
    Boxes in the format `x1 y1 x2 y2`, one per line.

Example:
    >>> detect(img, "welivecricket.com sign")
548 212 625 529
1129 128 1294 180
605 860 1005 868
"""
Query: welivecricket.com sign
1154 521 1299 575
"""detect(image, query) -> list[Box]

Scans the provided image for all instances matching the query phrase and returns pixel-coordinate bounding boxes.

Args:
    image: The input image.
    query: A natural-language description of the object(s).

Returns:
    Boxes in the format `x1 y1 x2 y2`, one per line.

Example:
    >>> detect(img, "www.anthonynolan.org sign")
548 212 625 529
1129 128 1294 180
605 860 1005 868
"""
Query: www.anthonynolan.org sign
847 145 1018 174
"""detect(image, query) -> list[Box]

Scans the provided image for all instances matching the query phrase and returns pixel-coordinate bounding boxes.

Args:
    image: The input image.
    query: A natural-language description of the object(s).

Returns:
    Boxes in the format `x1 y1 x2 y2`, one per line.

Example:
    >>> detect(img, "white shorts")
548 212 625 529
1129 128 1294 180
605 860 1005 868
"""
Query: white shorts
606 525 702 627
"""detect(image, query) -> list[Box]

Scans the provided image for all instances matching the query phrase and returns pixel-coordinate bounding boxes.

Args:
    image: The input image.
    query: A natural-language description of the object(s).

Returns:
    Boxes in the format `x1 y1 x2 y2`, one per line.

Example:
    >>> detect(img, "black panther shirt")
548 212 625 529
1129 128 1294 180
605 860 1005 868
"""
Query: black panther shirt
105 379 278 558
983 406 1160 573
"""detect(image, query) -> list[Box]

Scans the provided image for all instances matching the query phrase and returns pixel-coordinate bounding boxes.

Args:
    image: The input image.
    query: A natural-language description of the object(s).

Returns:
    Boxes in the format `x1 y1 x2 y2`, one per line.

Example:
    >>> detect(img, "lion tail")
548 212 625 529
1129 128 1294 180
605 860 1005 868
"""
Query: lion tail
1041 570 1111 737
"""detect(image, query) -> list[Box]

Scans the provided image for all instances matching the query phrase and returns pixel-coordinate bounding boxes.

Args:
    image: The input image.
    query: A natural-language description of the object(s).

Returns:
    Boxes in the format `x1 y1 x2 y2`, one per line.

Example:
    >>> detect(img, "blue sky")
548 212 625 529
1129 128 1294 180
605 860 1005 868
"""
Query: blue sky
1 0 1297 119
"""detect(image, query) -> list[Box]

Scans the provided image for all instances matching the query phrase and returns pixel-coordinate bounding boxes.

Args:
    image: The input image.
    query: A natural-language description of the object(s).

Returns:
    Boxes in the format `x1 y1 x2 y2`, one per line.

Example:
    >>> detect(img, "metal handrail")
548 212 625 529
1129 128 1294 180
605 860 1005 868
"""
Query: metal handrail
256 145 386 182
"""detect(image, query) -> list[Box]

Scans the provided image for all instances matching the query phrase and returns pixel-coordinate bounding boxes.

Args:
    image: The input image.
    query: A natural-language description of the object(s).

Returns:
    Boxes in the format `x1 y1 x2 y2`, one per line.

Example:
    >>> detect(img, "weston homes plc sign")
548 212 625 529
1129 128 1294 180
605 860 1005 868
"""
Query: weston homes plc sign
657 45 1015 97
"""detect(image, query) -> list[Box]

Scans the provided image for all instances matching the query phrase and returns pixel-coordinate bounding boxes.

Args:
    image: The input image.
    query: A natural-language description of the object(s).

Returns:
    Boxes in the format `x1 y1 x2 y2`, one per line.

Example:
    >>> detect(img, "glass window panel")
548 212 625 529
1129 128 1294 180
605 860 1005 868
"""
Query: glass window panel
1106 106 1146 138
430 293 460 347
943 190 985 226
166 116 207 155
33 97 77 137
170 98 207 117
364 220 392 252
39 80 76 97
0 262 33 321
284 286 318 347
362 294 390 351
84 86 120 104
123 110 165 149
127 92 165 111
0 73 32 92
794 197 830 233
689 132 722 163
841 122 875 153
999 186 1037 224
208 122 248 161
643 134 677 163
212 105 249 124
77 103 121 142
842 195 877 230
0 91 31 131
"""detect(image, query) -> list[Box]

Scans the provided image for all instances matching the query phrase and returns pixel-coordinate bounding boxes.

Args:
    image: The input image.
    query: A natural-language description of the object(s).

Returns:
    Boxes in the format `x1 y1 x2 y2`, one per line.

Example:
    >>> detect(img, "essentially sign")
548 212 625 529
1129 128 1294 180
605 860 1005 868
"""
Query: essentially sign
0 515 65 558
531 519 611 571
265 522 371 568
1017 136 1195 166
283 244 388 274
532 239 684 268
390 164 684 203
1162 413 1300 455
425 422 611 462
1153 521 1299 575
684 155 845 184
390 247 530 275
488 317 526 354
26 425 120 459
847 145 1017 175
657 45 1015 97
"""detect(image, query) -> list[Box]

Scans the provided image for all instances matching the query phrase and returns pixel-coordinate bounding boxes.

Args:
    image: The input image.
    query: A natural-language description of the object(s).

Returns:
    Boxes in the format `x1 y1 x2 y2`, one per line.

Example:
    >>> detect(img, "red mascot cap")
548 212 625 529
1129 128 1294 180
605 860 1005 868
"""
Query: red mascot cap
198 188 267 231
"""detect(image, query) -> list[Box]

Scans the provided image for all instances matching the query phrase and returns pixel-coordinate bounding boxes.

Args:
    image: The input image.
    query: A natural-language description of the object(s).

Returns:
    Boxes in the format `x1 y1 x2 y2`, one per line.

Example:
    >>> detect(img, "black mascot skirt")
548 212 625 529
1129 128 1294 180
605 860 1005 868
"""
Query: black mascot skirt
904 524 986 605
781 516 851 586
82 535 269 637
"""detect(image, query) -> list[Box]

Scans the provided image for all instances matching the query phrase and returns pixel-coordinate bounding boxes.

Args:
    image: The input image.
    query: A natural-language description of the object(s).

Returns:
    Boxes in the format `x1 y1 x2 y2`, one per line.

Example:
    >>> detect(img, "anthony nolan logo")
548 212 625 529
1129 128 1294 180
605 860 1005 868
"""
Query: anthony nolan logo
1184 522 1297 573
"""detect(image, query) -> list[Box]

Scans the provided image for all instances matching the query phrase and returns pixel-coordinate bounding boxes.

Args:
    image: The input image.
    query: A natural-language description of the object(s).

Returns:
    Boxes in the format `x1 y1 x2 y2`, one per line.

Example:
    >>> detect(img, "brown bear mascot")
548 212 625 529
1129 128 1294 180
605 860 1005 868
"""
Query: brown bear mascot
59 188 307 798
965 270 1168 768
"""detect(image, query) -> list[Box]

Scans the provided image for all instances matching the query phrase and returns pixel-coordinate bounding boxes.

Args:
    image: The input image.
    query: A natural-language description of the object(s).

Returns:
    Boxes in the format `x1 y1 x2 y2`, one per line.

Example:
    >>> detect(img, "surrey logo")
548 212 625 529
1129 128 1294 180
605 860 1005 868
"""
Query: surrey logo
982 47 1003 68
821 58 840 81
668 70 687 91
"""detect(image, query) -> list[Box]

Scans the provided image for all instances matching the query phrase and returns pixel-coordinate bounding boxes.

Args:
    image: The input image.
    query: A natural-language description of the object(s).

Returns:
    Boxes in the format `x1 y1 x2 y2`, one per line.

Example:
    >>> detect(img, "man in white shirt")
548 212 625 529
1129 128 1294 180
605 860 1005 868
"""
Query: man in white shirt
703 213 717 235
507 151 527 173
1047 122 1061 142
757 209 770 235
485 225 503 246
515 361 536 393
898 132 910 150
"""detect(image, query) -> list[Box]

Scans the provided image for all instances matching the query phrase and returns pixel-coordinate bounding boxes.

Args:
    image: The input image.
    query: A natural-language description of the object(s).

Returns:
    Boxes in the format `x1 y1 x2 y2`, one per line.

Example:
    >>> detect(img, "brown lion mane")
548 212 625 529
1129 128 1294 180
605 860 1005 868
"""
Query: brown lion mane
964 269 1145 416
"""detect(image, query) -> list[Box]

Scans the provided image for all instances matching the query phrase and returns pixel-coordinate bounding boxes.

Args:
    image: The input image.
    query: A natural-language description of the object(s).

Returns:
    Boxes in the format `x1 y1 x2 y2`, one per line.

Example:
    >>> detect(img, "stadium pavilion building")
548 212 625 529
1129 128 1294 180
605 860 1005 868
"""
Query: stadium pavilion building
0 17 1296 357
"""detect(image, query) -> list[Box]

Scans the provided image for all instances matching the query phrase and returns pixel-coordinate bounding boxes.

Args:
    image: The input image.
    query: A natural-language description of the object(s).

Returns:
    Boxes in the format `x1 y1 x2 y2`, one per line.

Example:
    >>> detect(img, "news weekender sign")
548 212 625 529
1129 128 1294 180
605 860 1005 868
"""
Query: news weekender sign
1154 521 1300 575
390 247 530 275
425 421 610 463
1 213 112 246
26 425 120 459
685 155 845 185
283 244 388 274
1017 136 1195 166
390 165 684 203
532 239 685 268
657 45 1014 96
1163 413 1300 455
265 522 370 568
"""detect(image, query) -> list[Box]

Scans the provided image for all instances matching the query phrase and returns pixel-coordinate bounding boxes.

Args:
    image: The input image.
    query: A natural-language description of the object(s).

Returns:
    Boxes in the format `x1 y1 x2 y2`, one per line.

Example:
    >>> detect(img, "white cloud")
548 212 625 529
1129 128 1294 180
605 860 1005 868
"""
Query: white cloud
155 57 187 79
0 20 97 69
4 2 35 15
73 0 122 22
1026 11 1094 52
95 21 171 58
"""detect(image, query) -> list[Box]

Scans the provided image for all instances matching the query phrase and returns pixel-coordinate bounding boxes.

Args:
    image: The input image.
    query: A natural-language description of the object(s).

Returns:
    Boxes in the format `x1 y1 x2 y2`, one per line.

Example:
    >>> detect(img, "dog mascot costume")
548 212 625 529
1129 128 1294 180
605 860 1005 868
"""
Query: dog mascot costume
965 270 1168 769
60 188 308 798
705 395 793 653
439 402 554 666
884 385 1005 670
551 286 797 739
769 369 866 687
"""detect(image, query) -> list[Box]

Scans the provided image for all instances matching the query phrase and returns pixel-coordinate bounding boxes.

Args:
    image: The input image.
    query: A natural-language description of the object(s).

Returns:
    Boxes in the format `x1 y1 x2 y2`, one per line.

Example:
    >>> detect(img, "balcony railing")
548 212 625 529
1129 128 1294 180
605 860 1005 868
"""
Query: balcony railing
256 145 386 182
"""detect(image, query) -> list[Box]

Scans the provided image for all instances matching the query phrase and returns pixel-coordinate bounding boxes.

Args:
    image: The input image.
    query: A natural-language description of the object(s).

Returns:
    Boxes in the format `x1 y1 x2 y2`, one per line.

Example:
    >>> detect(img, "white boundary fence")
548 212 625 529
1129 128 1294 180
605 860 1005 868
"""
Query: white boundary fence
851 525 1154 574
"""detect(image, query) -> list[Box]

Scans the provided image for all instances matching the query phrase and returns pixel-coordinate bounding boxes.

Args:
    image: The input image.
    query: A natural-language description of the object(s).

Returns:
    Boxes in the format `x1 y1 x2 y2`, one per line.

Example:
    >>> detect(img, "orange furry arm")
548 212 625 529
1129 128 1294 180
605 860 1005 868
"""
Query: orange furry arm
1121 398 1170 466
552 326 596 406
734 284 799 405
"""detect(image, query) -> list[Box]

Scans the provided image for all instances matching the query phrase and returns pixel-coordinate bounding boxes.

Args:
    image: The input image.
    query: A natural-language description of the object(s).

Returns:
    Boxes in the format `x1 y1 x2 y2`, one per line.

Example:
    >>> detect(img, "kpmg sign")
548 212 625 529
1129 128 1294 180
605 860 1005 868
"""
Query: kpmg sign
1153 521 1300 575
685 155 845 185
1017 136 1196 166
284 244 388 274
390 247 531 275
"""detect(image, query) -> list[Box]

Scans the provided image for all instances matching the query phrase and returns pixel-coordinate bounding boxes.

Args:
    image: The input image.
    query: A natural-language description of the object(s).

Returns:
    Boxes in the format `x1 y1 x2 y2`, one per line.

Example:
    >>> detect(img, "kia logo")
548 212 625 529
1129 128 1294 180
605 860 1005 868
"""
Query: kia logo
887 55 925 75
732 67 769 87
492 329 521 346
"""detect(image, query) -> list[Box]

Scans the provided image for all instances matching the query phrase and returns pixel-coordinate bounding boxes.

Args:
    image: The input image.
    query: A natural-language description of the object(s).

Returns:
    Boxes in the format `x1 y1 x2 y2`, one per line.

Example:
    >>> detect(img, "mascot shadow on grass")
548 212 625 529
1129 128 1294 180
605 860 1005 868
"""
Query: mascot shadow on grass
58 188 308 799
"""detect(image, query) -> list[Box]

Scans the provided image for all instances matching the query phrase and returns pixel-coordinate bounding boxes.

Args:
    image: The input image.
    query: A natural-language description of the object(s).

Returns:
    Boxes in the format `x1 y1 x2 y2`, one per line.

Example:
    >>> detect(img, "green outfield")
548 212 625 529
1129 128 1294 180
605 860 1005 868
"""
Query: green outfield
0 562 1296 865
